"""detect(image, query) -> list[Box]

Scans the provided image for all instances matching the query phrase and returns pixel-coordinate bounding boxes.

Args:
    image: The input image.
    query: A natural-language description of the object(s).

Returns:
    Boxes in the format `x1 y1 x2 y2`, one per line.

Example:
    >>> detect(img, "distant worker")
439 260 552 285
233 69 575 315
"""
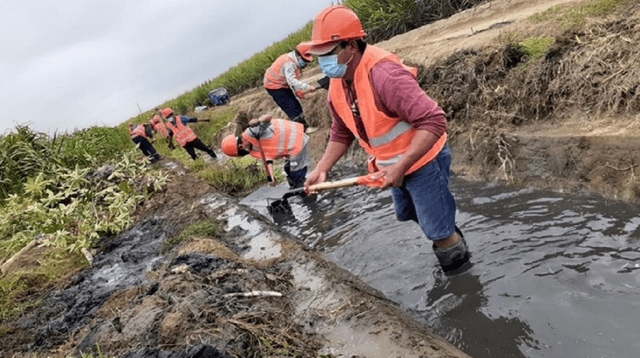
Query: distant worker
263 43 315 130
301 6 470 273
160 108 218 161
149 114 175 150
221 113 310 189
128 122 161 162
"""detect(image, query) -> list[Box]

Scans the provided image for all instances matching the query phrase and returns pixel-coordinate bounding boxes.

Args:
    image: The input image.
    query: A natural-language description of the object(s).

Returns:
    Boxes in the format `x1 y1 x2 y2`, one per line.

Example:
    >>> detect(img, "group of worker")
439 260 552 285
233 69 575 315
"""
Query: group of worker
129 107 218 163
130 5 471 274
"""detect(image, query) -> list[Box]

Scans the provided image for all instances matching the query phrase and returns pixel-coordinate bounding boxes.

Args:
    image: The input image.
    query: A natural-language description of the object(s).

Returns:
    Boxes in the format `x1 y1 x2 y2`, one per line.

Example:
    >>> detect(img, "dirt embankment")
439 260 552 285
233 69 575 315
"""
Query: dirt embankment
3 0 640 357
288 0 640 205
225 0 640 205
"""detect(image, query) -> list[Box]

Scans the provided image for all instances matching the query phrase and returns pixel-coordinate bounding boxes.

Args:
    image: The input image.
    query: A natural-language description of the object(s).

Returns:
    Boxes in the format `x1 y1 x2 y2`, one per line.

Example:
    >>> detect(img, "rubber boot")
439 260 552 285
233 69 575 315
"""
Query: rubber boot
433 226 471 274
292 114 309 131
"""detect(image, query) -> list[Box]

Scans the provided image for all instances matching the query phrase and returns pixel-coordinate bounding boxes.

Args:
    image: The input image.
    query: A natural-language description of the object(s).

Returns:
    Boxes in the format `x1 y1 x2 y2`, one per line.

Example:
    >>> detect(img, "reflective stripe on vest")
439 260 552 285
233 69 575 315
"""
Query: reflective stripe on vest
243 119 304 160
328 45 446 174
130 124 147 139
263 53 301 90
167 116 196 147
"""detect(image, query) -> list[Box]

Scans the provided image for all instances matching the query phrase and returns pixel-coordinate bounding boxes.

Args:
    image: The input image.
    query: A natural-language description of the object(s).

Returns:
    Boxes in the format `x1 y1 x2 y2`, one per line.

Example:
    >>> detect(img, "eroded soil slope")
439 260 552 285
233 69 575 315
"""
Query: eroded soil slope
282 0 640 204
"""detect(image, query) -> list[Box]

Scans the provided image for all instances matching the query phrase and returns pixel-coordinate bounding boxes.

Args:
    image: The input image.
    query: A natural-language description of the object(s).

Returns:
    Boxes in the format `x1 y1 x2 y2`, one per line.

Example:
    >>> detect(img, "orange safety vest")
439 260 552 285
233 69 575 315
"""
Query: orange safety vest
166 116 196 147
329 45 447 175
263 53 301 90
130 124 147 139
242 119 305 160
150 115 169 138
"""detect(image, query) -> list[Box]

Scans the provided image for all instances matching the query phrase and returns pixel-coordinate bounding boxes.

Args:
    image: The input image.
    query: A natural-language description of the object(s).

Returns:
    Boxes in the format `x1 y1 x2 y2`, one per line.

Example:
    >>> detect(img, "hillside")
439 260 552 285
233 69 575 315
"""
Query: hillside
224 0 640 204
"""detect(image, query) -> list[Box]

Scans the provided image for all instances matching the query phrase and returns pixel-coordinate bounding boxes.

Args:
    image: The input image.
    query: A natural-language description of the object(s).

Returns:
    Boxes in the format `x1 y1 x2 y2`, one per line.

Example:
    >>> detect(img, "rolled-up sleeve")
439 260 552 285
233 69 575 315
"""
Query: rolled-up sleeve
327 98 356 145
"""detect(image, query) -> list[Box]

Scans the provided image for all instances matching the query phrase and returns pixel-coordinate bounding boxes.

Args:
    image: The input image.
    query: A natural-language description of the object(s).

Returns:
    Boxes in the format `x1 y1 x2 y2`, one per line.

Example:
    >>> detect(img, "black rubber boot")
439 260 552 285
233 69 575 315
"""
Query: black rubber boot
433 226 471 274
292 114 309 131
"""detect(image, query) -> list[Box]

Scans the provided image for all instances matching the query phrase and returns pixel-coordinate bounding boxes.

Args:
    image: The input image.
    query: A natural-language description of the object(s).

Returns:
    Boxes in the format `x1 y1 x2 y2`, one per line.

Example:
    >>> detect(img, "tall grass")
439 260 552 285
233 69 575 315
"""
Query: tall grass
345 0 484 43
127 0 486 123
0 126 131 201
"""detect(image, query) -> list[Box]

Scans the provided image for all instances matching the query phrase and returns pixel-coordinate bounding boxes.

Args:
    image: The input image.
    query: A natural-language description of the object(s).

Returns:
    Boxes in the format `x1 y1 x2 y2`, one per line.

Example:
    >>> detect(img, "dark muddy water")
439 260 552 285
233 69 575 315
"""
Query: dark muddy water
246 168 640 358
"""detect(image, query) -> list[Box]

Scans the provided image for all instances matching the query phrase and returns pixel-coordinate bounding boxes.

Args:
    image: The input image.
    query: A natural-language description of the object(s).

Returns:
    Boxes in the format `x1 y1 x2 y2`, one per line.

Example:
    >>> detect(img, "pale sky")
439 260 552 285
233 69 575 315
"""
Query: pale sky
0 0 336 136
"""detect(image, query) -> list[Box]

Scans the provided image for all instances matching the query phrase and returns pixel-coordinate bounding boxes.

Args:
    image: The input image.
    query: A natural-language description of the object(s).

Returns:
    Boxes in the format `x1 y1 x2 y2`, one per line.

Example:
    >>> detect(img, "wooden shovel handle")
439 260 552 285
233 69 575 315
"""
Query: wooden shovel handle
308 177 360 192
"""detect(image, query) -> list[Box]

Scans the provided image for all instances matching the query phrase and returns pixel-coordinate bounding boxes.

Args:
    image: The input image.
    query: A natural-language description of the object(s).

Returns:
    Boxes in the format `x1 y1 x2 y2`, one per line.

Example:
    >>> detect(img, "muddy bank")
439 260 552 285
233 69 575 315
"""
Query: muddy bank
0 159 469 358
3 0 640 356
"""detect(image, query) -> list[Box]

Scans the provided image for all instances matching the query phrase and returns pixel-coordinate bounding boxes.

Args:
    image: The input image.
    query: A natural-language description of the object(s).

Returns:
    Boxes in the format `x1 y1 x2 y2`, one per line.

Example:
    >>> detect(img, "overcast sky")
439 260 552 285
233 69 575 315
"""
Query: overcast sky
0 0 336 136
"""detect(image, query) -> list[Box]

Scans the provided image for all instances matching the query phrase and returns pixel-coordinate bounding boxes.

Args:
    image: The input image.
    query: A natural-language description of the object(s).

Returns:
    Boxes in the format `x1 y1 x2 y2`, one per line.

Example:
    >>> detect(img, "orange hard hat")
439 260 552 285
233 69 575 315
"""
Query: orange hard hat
149 115 161 125
160 108 173 118
296 43 313 62
221 134 238 157
302 6 366 56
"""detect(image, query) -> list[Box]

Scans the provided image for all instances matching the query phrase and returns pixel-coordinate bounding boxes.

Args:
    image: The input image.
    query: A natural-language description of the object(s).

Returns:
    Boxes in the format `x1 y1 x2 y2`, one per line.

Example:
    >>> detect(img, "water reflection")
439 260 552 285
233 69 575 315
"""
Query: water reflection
243 169 640 358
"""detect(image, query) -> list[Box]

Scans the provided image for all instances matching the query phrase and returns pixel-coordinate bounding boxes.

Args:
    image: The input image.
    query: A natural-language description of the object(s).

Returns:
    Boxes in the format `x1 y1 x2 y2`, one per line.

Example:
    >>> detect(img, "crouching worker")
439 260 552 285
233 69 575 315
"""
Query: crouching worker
128 123 161 162
221 113 310 189
301 6 470 274
160 108 218 161
149 114 175 150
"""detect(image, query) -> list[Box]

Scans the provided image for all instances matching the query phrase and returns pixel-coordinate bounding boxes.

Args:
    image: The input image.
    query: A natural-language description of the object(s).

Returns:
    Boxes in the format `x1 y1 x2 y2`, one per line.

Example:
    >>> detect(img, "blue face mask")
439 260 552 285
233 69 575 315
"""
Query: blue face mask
298 58 308 69
318 54 347 78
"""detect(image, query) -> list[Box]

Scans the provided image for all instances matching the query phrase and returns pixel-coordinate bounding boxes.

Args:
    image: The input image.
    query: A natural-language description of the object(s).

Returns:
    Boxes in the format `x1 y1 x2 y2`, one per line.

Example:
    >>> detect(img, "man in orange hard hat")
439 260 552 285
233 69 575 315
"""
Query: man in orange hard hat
301 5 471 274
221 112 310 189
263 43 315 130
160 108 218 161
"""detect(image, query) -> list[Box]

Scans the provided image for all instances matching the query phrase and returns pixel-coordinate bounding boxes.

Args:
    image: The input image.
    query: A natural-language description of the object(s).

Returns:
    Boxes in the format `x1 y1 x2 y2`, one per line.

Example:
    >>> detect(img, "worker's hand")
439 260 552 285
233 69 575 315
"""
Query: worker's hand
258 114 272 123
309 86 316 93
295 90 306 99
370 164 405 189
249 119 259 127
304 169 327 194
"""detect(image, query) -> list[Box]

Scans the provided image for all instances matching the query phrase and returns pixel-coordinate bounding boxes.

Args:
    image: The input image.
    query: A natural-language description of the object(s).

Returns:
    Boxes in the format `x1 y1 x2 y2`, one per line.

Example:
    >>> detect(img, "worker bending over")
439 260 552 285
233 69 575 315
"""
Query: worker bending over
128 122 161 163
263 44 315 130
160 108 217 161
301 6 470 273
221 112 310 189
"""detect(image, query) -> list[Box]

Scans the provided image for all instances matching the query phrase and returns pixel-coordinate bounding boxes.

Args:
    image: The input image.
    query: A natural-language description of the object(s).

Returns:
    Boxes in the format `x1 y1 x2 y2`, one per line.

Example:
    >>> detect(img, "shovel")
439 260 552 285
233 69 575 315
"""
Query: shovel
267 174 385 215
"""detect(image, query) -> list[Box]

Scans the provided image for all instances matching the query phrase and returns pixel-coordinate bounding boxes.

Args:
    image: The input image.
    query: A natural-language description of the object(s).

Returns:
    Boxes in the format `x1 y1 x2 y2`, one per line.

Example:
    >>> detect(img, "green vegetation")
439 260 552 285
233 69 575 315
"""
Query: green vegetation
517 36 555 60
164 218 223 250
345 0 484 43
515 36 556 69
0 248 86 319
530 0 631 28
0 125 166 320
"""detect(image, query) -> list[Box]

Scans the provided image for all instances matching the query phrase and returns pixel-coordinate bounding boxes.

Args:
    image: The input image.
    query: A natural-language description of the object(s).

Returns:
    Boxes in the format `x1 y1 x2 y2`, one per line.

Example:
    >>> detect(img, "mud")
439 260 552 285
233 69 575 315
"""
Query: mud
3 0 640 356
0 159 469 358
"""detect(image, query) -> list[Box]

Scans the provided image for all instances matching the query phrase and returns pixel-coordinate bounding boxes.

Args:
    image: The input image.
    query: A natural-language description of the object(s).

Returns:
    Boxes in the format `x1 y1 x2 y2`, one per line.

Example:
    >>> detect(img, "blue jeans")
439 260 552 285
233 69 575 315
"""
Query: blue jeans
266 88 303 120
391 145 456 241
284 162 307 188
132 136 160 161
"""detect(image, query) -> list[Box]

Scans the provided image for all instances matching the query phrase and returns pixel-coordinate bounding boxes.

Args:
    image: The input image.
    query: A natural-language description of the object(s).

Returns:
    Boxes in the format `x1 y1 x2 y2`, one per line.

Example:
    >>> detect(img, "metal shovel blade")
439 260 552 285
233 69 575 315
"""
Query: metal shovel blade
267 187 304 215
267 198 292 215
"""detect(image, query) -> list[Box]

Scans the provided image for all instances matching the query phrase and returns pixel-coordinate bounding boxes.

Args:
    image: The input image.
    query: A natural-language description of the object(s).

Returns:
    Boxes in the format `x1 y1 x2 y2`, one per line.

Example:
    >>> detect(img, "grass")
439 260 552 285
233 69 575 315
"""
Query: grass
530 0 632 28
517 37 555 60
163 218 224 251
0 248 86 320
